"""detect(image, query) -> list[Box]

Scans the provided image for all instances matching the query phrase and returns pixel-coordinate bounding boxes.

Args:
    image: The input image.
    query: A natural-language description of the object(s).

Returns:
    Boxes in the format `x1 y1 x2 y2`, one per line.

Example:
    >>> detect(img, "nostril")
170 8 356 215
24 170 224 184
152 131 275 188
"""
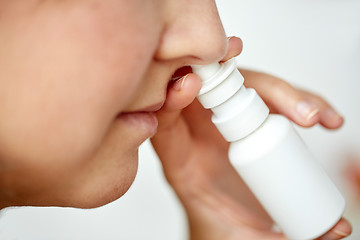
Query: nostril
170 66 193 81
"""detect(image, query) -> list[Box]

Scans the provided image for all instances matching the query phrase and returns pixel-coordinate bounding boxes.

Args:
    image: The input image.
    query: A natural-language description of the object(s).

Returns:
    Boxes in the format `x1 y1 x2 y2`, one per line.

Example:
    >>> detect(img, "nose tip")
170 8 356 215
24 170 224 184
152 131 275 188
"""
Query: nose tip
197 36 228 64
154 28 228 65
154 1 228 65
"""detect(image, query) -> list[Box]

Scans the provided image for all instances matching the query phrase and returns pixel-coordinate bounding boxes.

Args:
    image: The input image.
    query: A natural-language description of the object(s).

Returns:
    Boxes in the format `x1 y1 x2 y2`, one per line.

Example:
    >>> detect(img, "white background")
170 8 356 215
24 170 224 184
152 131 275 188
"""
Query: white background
1 0 359 239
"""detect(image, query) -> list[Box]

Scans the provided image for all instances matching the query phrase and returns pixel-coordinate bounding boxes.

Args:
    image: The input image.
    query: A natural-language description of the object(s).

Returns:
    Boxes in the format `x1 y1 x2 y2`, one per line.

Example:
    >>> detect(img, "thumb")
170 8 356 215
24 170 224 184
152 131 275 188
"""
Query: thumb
156 73 201 131
151 73 201 174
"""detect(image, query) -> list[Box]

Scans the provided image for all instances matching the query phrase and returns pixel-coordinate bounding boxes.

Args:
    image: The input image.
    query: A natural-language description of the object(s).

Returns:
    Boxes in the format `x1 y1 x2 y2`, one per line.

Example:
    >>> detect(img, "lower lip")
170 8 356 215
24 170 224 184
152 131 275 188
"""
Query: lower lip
116 112 158 140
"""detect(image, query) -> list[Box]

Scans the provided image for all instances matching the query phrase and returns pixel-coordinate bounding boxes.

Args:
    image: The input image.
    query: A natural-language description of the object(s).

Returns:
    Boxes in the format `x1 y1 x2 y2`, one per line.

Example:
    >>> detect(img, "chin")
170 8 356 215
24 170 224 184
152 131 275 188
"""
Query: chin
36 175 136 210
1 135 140 210
2 173 137 210
5 157 140 210
80 177 136 209
69 159 139 209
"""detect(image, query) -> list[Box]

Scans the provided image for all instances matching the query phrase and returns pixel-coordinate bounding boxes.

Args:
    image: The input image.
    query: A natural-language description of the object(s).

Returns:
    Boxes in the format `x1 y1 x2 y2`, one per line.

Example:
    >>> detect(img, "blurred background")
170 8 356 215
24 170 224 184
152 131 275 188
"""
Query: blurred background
0 0 359 239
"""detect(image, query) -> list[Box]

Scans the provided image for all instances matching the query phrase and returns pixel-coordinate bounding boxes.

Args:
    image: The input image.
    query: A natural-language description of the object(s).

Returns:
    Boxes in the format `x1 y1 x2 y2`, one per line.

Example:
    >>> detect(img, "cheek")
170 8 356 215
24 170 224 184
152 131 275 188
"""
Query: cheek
0 1 161 192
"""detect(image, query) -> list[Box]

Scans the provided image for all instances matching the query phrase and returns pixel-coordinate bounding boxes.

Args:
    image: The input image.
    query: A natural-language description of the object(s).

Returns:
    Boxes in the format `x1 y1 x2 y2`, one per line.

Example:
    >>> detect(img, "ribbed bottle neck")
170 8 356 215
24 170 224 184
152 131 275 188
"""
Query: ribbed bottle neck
192 58 270 142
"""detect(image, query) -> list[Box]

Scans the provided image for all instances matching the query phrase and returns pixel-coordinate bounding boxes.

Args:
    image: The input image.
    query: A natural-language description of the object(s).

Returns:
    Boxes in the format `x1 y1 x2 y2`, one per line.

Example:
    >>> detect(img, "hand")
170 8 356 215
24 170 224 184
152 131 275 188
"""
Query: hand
344 156 360 201
151 37 352 240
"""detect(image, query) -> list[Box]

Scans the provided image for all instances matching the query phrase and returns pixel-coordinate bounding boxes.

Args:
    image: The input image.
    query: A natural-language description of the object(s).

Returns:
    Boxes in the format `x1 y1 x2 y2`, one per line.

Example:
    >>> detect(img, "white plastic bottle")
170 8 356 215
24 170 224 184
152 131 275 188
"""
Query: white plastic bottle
191 58 345 240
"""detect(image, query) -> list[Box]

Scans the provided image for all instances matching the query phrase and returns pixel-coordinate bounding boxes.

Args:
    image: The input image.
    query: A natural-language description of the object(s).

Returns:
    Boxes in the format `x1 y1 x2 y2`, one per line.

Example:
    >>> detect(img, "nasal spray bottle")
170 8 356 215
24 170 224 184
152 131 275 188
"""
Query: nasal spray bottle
191 58 345 240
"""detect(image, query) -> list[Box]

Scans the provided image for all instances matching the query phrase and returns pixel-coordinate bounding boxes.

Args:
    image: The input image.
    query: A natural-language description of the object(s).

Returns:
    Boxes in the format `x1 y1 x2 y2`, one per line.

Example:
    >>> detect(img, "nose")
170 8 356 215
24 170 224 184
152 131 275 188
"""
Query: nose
155 0 228 65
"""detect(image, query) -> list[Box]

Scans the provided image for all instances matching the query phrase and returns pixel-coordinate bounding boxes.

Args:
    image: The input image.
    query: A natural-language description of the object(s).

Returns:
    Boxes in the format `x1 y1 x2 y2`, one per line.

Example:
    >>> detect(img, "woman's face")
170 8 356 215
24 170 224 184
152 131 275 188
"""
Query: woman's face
0 0 227 208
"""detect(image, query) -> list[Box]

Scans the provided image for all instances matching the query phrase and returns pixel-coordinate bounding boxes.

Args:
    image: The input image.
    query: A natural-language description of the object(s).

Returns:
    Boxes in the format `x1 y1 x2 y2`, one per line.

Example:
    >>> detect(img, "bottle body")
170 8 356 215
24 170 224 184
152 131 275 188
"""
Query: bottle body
192 58 346 239
229 114 345 240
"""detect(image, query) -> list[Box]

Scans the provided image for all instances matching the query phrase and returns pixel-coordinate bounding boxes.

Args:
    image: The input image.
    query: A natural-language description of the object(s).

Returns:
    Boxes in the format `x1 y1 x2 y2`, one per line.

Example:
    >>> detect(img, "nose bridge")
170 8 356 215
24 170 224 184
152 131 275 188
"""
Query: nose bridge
156 0 228 64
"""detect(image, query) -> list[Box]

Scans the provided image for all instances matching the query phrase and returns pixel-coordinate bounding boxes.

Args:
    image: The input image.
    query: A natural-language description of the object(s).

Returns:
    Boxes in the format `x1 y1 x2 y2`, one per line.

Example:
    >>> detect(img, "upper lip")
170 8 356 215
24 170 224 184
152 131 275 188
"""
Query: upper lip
135 66 191 113
119 102 164 117
122 65 191 115
138 101 165 112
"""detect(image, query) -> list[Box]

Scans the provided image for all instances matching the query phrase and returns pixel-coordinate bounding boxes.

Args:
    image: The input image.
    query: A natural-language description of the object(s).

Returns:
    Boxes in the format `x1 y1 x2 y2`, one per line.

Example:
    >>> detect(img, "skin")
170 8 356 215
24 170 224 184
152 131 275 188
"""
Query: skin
0 0 227 208
0 0 352 239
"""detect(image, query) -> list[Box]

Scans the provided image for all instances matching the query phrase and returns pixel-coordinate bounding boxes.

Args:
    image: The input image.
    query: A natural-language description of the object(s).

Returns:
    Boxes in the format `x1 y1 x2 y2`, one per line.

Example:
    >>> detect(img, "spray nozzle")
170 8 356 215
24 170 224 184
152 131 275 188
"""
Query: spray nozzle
191 58 269 142
191 62 221 80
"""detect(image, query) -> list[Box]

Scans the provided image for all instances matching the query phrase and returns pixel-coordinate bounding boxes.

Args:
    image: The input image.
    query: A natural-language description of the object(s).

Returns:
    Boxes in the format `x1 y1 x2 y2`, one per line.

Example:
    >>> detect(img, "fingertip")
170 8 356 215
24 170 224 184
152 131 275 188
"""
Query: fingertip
156 73 202 132
221 36 243 62
228 36 243 52
175 73 202 95
164 73 202 111
290 112 321 128
293 102 344 130
318 218 352 240
319 108 345 130
286 101 321 128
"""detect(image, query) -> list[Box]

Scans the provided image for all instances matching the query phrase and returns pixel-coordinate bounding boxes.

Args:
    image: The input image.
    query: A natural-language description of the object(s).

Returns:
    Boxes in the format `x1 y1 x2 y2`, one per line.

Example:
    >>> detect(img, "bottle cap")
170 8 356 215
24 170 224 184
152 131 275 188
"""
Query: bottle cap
192 59 269 142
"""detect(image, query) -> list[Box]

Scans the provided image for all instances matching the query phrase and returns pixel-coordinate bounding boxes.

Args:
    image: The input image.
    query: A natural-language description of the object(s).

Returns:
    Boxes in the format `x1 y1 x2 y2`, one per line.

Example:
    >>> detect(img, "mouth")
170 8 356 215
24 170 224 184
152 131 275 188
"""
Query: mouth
113 65 193 143
114 101 165 142
115 111 158 144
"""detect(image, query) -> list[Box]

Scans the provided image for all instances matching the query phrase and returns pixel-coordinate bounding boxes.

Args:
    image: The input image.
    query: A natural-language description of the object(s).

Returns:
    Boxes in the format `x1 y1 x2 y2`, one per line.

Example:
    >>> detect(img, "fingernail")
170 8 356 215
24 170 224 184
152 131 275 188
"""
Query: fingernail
173 75 187 91
320 229 349 240
297 101 320 120
333 229 349 237
321 218 352 240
